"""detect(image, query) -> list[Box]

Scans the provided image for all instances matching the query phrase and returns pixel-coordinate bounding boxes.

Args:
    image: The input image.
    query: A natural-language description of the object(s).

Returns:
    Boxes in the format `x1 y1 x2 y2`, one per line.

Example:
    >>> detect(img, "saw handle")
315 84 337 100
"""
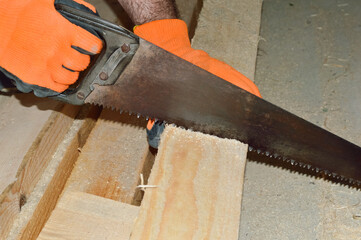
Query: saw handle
50 4 139 105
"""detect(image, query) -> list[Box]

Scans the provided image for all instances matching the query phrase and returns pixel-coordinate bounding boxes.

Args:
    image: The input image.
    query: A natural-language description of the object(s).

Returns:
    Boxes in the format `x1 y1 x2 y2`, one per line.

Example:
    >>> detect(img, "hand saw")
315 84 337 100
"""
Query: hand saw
48 4 361 187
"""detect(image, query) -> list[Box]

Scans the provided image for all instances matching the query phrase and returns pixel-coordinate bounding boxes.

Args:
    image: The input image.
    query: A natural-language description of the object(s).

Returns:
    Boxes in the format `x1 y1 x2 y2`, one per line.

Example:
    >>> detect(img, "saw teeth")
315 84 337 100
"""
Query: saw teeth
246 144 361 188
83 104 361 189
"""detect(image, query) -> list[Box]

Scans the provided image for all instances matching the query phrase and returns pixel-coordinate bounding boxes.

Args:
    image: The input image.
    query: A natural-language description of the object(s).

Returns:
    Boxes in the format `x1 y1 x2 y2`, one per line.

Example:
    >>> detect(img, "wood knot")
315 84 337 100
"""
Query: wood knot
19 194 27 211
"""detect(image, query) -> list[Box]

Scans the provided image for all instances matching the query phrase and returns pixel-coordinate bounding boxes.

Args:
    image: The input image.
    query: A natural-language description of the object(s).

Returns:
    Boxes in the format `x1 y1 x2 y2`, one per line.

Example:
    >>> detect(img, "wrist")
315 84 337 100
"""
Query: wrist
118 0 177 25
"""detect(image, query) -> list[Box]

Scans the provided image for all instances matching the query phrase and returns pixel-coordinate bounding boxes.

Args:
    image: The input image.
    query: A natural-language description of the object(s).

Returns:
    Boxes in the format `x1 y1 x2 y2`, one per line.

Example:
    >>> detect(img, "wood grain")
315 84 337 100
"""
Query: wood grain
0 103 78 239
37 191 139 240
130 126 248 240
1 105 100 240
0 94 61 196
63 109 153 204
191 0 262 80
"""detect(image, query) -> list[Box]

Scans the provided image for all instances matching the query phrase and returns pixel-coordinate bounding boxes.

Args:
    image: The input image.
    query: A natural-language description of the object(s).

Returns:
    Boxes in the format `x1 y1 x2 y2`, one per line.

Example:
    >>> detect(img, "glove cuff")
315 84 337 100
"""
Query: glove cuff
134 19 192 56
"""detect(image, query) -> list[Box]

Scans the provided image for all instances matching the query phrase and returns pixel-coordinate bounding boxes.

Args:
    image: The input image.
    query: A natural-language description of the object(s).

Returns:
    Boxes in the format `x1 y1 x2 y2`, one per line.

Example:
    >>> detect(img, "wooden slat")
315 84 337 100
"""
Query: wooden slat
63 109 152 204
0 94 61 196
130 126 248 240
175 0 203 37
37 191 139 240
1 105 100 240
191 0 262 80
0 103 78 239
31 110 154 239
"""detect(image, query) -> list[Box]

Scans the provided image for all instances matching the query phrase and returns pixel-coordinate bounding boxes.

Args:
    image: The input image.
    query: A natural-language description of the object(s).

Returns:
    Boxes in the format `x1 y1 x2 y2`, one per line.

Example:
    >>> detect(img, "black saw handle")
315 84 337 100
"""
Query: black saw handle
51 4 139 105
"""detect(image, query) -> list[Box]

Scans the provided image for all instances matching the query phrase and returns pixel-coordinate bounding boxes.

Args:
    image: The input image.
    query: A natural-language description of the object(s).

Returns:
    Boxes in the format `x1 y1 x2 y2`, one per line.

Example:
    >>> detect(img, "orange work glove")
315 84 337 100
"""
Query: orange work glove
134 19 262 98
0 0 102 95
135 19 262 134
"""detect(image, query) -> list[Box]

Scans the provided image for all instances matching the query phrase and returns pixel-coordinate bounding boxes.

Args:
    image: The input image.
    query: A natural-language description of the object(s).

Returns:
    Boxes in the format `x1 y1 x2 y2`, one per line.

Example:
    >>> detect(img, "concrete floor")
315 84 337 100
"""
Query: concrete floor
240 0 361 239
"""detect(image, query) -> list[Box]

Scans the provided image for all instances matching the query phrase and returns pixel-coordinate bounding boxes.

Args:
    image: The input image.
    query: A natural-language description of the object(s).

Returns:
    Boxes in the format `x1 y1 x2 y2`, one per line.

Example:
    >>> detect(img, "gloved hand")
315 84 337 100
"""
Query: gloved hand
134 19 262 98
0 0 103 96
134 19 262 148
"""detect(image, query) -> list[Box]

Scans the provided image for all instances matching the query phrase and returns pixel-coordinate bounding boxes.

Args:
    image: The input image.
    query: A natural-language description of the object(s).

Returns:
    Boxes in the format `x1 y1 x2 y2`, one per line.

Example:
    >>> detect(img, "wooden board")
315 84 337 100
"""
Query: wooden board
1 105 100 240
175 0 203 37
19 109 152 240
191 0 262 80
130 126 248 240
190 0 263 237
37 191 139 240
0 103 79 239
63 109 153 204
0 94 61 196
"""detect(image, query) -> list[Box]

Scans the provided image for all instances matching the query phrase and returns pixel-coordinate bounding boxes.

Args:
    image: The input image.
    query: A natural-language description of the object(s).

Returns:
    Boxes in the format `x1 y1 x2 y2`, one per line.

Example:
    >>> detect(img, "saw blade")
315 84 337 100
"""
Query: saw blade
85 38 361 187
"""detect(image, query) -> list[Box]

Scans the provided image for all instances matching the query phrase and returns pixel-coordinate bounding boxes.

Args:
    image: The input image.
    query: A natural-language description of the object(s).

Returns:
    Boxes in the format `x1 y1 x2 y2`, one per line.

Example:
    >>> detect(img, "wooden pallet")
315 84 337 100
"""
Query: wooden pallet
0 0 262 239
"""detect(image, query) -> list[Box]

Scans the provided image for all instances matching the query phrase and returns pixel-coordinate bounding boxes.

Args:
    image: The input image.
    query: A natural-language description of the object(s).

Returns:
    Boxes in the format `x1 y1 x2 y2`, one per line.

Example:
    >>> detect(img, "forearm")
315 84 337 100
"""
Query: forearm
117 0 178 25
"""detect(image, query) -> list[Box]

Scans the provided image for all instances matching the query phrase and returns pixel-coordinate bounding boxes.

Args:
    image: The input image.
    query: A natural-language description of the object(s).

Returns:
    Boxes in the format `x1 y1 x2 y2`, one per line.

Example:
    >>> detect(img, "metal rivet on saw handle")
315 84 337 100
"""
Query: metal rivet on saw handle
99 72 109 80
121 43 130 53
77 91 86 100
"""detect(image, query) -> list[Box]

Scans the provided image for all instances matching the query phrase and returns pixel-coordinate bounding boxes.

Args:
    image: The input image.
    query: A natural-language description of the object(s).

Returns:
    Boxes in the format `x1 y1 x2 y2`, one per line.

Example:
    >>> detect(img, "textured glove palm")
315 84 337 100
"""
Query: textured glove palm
0 0 102 94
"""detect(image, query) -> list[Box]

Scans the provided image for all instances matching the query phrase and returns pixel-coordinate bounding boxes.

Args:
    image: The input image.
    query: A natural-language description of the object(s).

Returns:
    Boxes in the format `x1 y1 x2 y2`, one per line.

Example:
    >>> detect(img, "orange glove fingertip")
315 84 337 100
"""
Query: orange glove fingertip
72 27 103 54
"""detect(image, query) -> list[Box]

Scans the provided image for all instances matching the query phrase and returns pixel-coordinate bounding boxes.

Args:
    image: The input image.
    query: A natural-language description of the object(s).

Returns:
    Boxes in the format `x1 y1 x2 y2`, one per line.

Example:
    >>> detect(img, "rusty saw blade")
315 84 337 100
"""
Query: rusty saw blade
85 39 361 186
56 4 361 187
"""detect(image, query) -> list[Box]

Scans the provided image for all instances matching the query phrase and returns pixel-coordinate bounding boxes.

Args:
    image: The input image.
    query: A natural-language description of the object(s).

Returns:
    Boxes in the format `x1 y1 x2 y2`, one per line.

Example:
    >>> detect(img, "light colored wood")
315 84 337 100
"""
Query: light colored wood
37 191 139 240
191 0 262 80
57 0 205 205
0 103 79 239
175 0 202 37
1 106 99 240
0 94 61 196
130 126 248 240
63 109 152 204
190 1 262 238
